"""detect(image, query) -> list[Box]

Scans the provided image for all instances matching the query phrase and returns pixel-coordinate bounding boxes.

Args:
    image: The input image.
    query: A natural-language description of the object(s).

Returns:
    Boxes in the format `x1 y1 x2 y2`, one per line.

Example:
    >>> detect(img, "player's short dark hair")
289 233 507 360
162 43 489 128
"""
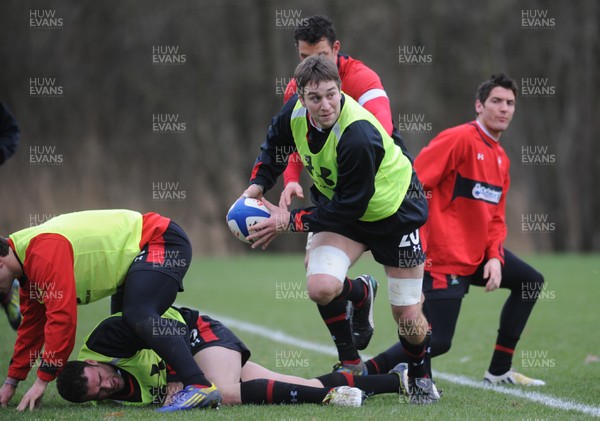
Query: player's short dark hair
294 15 337 46
294 55 341 96
0 237 9 257
476 73 518 103
56 360 91 403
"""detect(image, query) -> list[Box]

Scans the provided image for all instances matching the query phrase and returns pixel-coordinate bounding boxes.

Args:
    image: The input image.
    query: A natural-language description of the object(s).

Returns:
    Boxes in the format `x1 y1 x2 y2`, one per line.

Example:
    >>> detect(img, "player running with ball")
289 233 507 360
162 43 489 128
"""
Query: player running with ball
240 55 439 404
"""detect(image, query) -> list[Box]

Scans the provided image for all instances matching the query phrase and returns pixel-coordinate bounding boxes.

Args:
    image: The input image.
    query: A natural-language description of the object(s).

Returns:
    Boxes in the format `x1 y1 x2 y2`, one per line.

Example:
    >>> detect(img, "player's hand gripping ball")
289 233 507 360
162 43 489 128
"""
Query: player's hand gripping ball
227 197 271 244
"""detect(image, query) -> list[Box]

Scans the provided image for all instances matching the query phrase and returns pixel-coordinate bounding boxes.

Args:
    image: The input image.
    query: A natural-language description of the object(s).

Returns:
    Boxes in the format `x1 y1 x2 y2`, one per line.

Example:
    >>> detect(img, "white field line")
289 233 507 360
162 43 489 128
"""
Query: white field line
207 311 600 418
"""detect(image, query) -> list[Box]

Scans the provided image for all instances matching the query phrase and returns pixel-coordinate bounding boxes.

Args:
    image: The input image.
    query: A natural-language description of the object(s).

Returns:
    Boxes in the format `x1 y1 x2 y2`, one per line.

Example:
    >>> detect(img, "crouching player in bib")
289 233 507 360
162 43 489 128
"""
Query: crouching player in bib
0 210 218 412
57 306 414 408
241 55 439 403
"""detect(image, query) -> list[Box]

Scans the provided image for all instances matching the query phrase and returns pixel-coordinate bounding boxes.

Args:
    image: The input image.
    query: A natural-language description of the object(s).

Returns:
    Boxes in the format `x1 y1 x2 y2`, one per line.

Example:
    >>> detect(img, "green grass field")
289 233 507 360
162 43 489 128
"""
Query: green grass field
1 253 599 420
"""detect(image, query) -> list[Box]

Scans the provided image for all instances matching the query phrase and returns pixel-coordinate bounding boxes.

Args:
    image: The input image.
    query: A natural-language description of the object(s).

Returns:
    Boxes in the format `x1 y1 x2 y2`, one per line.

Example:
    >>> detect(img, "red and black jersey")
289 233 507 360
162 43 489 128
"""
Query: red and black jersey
414 121 510 276
282 53 393 185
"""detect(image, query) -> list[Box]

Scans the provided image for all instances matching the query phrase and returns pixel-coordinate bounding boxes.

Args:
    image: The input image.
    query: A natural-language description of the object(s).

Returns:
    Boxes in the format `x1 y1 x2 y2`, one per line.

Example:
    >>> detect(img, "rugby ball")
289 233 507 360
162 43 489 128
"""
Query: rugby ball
227 197 271 244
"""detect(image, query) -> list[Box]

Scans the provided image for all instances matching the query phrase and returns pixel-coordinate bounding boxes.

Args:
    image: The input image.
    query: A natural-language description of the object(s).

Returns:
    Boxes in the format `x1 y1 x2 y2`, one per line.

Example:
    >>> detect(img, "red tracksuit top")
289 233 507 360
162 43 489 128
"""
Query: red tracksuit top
282 53 393 185
414 121 510 276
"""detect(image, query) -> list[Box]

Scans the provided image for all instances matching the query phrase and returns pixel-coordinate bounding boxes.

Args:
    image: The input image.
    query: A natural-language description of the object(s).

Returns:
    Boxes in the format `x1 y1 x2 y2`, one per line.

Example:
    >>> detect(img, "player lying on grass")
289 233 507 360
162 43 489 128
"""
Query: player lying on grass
57 306 411 409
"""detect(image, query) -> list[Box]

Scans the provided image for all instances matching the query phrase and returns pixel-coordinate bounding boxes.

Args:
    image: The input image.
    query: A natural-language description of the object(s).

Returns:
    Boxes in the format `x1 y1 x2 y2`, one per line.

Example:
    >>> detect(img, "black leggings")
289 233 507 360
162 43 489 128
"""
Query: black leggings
366 249 544 375
109 221 207 386
114 270 207 386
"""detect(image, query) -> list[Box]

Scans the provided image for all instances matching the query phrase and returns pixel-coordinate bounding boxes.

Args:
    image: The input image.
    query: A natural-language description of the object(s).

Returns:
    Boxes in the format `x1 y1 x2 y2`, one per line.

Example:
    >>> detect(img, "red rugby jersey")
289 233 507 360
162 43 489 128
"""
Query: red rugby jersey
414 121 510 276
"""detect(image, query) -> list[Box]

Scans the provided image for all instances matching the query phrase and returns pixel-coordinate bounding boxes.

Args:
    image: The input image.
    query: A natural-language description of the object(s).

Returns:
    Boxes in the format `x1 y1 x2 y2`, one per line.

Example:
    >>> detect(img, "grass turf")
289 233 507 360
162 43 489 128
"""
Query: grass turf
0 253 598 420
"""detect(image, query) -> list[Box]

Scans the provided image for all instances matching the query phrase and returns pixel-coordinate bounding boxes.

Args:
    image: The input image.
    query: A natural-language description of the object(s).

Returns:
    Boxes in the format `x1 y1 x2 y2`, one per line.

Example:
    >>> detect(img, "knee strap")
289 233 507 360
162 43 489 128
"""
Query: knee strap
388 277 422 306
307 245 350 283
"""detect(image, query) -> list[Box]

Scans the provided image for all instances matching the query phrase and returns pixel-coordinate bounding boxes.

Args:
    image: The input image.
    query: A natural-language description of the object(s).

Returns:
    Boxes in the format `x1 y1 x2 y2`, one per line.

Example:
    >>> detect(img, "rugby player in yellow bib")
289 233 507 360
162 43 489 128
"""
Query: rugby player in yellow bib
241 55 439 403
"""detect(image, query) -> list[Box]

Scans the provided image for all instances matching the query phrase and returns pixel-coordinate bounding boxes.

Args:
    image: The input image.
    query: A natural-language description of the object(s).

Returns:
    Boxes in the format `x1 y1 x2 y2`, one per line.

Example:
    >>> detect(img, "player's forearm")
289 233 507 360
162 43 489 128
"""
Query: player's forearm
38 286 78 380
9 301 47 380
289 193 370 232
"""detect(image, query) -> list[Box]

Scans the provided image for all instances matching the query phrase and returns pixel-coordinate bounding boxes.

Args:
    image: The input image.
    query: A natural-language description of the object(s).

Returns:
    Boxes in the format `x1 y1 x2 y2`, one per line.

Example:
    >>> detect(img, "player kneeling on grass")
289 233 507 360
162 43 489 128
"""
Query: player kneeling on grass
57 306 412 409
